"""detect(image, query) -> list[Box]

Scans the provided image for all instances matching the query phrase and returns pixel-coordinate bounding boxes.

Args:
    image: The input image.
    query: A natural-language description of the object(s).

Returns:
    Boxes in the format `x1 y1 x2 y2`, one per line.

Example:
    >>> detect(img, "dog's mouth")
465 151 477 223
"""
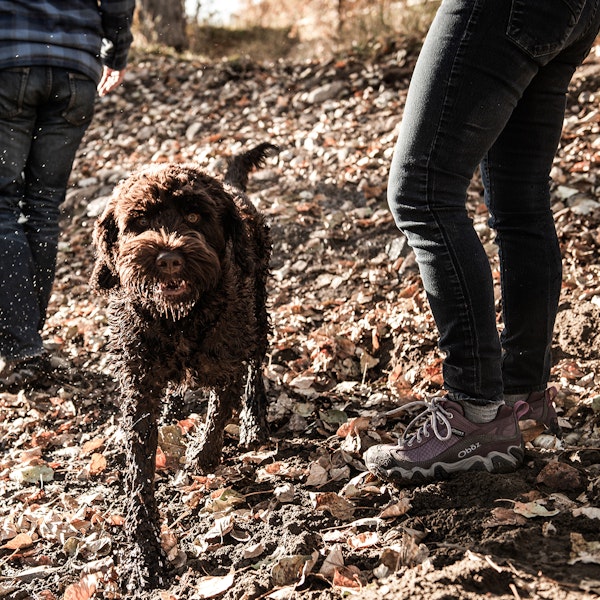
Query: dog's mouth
158 279 189 298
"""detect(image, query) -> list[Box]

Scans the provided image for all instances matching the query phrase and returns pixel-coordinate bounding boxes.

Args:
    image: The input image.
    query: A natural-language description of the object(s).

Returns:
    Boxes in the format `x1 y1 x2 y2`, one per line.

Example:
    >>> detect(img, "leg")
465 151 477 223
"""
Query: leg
239 272 270 448
0 67 94 361
239 360 269 448
187 386 235 472
483 11 600 394
387 0 594 403
364 0 599 483
119 378 166 591
0 67 43 360
21 69 95 326
482 62 572 395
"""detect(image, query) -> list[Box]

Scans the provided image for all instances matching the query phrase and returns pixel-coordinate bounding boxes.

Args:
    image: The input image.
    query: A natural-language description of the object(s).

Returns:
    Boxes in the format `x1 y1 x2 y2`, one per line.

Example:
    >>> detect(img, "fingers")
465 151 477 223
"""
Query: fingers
98 67 127 96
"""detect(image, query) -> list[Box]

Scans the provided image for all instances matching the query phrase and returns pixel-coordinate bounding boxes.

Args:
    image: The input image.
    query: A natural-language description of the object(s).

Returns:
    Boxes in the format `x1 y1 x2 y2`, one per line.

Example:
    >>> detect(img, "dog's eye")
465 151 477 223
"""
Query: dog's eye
185 213 201 224
134 216 150 229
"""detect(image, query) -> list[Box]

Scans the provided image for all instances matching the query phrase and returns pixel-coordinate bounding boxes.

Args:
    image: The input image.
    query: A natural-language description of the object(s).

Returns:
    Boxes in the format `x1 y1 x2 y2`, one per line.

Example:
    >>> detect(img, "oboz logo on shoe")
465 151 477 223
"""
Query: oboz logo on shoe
458 442 481 458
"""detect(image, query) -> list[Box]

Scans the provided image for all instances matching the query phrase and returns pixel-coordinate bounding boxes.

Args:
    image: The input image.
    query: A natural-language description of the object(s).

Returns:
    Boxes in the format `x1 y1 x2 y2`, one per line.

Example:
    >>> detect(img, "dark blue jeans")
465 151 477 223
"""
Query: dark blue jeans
0 67 95 361
388 0 600 402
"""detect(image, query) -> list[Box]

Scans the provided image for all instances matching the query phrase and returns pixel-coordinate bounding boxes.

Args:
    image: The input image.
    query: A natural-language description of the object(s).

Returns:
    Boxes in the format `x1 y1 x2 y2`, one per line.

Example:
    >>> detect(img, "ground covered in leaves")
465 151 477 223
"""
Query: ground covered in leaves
1 43 600 600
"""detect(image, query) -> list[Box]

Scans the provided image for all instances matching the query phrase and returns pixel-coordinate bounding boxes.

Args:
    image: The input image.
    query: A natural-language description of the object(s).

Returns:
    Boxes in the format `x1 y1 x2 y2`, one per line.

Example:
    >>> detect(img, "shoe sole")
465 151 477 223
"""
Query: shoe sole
370 444 524 485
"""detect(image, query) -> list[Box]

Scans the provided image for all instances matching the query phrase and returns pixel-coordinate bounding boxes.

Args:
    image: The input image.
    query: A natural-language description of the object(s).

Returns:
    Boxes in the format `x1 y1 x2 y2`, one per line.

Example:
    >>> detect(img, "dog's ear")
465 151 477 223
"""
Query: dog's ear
90 205 121 293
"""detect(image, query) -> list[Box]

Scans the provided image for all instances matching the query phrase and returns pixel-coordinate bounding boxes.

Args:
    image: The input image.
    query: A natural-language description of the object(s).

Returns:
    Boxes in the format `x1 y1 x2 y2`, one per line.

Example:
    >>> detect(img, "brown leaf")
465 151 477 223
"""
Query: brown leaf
483 507 528 528
311 492 356 521
519 420 546 443
2 532 34 550
336 417 371 438
536 461 585 490
80 438 105 456
88 453 107 476
63 573 100 600
155 446 167 470
332 565 363 591
379 498 411 519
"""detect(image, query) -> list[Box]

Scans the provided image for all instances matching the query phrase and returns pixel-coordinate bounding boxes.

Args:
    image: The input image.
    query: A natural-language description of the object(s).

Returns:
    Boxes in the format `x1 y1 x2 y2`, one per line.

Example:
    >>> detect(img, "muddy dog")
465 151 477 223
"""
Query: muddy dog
90 143 277 591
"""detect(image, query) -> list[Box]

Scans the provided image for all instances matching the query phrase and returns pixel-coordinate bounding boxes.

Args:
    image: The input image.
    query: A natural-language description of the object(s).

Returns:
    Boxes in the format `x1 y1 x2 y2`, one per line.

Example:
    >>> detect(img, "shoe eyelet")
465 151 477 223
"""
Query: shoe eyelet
448 414 454 419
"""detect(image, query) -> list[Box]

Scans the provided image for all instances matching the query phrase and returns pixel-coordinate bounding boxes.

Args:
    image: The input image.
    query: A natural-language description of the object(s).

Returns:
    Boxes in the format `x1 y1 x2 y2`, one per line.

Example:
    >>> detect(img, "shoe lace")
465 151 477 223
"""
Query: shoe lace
387 398 454 447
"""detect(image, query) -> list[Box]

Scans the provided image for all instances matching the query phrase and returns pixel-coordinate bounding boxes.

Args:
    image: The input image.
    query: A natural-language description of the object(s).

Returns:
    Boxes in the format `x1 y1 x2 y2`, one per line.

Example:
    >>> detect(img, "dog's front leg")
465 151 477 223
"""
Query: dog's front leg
119 378 166 592
187 386 235 473
239 360 269 448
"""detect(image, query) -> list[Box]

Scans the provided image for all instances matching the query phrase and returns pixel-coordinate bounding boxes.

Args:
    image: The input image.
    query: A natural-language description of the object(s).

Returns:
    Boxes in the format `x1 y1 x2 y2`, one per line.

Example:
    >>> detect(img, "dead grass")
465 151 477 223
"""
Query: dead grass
130 2 439 62
186 25 297 61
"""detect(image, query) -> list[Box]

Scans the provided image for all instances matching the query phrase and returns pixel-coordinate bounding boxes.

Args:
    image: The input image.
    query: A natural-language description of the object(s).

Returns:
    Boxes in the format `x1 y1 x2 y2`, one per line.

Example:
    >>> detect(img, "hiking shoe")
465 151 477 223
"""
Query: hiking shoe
363 397 529 485
521 387 561 436
0 354 53 393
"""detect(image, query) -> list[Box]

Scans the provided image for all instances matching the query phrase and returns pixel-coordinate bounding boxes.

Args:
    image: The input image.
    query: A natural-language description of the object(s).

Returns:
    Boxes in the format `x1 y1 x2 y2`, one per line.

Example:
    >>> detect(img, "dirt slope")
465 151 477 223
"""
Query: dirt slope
1 46 599 599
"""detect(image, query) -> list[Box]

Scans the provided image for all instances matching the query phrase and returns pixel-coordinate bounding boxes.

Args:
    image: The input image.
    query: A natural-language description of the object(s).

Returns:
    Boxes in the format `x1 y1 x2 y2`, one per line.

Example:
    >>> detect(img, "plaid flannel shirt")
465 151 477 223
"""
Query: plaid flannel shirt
0 0 135 83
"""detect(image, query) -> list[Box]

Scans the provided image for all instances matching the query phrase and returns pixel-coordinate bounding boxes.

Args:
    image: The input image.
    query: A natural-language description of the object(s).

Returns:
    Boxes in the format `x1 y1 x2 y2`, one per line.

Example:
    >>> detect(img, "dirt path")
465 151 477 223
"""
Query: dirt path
0 48 599 599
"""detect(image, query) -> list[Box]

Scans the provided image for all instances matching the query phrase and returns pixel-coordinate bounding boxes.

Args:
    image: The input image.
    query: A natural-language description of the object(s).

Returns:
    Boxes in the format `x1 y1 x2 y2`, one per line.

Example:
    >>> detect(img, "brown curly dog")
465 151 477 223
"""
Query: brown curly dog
90 143 277 592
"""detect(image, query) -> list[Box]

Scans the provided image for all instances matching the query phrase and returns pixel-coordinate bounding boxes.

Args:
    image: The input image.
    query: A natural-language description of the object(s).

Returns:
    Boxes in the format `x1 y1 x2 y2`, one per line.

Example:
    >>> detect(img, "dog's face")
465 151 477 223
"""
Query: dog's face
91 163 245 320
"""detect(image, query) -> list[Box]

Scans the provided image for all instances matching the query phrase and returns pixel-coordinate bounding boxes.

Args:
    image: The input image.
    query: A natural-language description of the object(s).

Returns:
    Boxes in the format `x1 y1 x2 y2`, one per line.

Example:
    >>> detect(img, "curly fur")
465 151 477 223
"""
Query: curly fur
90 143 277 592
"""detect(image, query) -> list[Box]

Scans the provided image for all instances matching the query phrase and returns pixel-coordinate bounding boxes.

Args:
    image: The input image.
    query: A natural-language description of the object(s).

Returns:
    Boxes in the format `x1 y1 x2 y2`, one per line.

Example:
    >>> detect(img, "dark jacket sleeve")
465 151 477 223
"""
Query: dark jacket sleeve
99 0 135 70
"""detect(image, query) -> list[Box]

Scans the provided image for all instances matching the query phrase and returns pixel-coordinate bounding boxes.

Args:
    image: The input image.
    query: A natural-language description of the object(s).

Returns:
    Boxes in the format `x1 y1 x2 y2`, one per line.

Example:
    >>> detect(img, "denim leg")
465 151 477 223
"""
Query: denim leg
0 67 95 361
387 0 599 402
484 9 600 394
482 67 571 395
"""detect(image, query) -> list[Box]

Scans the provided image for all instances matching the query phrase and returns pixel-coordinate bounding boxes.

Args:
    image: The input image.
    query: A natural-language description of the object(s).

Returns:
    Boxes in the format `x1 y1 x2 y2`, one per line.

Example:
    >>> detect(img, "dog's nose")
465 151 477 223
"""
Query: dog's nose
156 250 184 275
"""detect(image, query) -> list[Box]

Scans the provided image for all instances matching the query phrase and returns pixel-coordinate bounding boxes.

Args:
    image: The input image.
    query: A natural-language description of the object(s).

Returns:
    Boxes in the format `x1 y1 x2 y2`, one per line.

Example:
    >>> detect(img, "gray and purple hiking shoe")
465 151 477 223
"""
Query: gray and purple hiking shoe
520 387 561 436
363 397 529 485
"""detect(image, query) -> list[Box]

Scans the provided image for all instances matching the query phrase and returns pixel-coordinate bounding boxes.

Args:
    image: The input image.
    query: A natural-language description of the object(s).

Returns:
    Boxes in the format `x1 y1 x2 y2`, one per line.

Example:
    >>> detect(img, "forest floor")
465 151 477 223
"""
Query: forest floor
1 43 600 600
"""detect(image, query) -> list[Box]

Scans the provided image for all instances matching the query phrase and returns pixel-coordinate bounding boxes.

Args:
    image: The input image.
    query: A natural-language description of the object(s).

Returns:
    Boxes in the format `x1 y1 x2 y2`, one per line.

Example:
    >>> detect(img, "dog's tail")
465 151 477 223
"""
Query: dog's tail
225 142 279 192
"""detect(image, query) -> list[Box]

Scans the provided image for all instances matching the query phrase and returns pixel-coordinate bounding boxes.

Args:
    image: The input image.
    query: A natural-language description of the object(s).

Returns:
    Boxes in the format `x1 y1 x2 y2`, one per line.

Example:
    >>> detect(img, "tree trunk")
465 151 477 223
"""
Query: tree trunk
137 0 188 51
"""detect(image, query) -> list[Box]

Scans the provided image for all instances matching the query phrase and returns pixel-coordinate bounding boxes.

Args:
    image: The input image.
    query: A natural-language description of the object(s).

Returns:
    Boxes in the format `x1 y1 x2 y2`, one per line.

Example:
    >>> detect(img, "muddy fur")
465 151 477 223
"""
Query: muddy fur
90 143 278 592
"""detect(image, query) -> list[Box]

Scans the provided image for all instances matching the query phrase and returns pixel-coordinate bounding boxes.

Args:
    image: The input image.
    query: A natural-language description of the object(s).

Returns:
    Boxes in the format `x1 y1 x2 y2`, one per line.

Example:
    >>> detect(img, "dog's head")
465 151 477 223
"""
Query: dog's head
90 163 247 320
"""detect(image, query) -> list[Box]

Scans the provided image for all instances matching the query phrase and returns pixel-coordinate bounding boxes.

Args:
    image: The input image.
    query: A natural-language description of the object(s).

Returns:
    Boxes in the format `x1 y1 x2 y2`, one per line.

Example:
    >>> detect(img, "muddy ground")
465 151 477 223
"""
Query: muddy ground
1 45 600 600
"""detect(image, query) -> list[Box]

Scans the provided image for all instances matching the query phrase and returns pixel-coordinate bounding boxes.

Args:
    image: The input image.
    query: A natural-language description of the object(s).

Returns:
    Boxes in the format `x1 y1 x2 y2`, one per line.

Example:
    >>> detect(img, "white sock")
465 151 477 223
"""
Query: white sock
460 399 504 423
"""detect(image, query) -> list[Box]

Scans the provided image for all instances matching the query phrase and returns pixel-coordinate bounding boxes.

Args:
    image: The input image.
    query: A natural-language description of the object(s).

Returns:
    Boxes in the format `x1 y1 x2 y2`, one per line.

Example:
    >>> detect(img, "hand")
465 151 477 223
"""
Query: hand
98 66 126 96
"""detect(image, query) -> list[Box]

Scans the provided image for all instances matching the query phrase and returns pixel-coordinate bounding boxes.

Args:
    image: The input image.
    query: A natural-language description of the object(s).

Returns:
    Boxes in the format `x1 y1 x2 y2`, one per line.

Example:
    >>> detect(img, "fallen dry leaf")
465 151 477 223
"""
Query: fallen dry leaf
500 499 560 519
80 438 105 456
573 506 600 520
347 531 379 549
88 453 107 476
483 507 528 528
2 532 34 550
332 565 363 593
310 492 356 521
569 532 600 565
379 498 411 519
193 570 235 598
319 544 344 578
535 461 585 490
63 573 100 600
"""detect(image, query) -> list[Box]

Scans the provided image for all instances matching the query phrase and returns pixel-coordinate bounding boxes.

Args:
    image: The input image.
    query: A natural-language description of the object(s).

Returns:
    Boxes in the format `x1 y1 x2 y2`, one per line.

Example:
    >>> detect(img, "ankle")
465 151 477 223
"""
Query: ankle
504 393 529 406
459 399 504 423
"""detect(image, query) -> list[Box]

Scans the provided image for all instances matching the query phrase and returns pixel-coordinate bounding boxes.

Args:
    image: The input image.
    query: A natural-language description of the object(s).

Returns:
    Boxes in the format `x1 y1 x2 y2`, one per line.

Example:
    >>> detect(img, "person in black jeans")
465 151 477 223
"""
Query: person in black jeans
364 0 600 484
0 0 135 391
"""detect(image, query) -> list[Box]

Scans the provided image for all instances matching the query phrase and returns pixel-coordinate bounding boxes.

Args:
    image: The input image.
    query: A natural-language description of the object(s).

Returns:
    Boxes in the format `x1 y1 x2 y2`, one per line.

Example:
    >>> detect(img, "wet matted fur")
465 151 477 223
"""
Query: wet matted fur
90 143 277 591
